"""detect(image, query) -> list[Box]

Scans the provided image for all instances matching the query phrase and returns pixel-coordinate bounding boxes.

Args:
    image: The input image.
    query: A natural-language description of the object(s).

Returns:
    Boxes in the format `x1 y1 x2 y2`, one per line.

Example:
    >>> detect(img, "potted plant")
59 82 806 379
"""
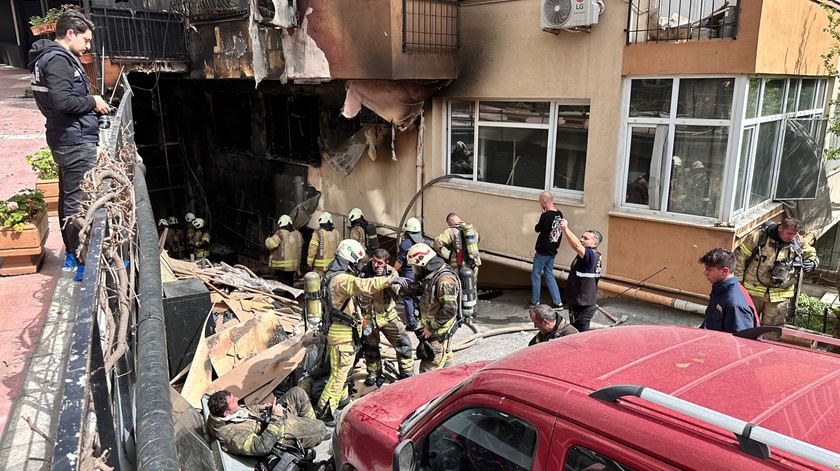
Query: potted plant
26 148 59 216
29 5 76 36
0 189 48 276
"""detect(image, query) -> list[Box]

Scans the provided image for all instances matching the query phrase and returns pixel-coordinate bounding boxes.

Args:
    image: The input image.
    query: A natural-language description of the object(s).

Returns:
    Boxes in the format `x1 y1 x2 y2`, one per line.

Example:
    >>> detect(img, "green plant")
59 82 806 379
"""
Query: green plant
793 293 839 333
25 148 58 180
28 5 78 27
0 190 46 232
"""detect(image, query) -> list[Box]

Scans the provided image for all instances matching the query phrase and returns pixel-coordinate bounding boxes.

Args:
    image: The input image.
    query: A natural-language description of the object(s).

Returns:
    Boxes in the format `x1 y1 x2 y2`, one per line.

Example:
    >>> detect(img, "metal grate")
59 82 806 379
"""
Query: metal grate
625 0 740 45
402 0 459 55
91 8 187 61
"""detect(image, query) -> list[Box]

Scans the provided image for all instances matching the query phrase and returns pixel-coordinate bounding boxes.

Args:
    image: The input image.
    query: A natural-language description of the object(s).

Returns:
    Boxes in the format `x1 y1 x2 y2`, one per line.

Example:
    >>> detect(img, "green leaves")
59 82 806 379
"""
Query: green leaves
25 148 59 180
0 190 46 232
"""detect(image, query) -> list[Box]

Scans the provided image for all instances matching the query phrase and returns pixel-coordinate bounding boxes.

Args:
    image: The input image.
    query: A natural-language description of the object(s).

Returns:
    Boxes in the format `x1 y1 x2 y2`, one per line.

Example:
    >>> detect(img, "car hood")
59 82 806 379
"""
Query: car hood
350 361 489 431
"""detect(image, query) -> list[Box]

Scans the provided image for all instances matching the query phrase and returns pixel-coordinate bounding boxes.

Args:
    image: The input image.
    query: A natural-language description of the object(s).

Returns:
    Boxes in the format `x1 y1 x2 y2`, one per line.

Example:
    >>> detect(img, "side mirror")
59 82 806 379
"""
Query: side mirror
393 439 416 471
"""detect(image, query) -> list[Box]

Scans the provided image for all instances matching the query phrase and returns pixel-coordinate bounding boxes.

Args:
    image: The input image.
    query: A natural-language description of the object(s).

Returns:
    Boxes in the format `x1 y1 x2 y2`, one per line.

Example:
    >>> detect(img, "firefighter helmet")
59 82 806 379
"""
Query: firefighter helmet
318 212 333 225
192 218 205 229
348 208 364 223
157 218 169 227
278 215 293 228
335 239 366 264
403 217 421 233
185 212 196 223
406 243 437 267
167 216 178 225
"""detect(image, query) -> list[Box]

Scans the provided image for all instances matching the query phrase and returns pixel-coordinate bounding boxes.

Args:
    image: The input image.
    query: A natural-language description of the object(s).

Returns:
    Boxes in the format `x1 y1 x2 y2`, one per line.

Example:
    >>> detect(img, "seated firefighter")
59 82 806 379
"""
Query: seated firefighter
206 387 328 468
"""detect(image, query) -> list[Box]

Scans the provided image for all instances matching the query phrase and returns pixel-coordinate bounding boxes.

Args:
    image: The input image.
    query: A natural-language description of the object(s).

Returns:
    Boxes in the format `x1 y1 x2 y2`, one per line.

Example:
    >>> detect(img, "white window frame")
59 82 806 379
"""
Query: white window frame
444 99 590 201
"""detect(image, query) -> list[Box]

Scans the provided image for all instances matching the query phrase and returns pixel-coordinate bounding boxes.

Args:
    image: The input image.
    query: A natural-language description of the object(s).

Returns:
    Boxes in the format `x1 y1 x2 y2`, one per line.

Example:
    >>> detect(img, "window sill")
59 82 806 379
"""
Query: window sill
435 179 585 207
731 202 785 237
609 207 734 232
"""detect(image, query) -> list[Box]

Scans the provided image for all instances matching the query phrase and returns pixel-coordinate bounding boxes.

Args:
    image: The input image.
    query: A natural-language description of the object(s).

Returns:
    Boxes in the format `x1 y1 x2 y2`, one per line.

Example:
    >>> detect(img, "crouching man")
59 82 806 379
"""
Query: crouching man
528 304 578 345
207 387 328 463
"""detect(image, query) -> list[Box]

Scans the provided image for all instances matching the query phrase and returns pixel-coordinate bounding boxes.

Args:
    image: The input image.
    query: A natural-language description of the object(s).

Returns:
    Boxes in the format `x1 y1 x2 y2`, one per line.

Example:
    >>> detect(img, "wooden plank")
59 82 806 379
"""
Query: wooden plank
206 335 305 398
241 376 284 405
181 314 214 408
223 299 255 322
206 312 286 376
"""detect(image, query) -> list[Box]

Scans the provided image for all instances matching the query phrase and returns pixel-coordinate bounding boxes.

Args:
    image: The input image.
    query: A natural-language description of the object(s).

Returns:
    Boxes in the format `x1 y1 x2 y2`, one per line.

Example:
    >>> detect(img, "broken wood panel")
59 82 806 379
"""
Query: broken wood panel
206 312 287 376
181 314 214 408
205 335 305 398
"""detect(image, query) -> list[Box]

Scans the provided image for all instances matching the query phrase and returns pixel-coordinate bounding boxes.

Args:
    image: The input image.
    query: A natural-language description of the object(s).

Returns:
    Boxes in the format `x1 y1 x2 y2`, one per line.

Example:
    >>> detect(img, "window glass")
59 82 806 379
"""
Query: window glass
746 78 760 119
734 127 754 213
625 127 657 205
477 127 548 189
677 78 734 119
554 105 589 191
817 79 828 110
798 79 817 111
450 102 475 176
667 126 728 217
775 118 822 199
761 79 785 116
479 101 550 124
786 80 799 112
749 121 781 207
629 79 672 118
423 407 538 471
564 446 637 471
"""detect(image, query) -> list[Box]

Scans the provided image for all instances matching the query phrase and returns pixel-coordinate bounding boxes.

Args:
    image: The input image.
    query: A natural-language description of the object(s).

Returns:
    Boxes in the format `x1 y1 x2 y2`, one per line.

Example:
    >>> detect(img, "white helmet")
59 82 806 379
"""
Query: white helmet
403 217 421 233
167 216 178 225
278 215 293 228
335 239 366 264
318 212 333 225
185 212 196 223
406 243 436 267
347 208 364 223
192 218 205 229
158 218 169 227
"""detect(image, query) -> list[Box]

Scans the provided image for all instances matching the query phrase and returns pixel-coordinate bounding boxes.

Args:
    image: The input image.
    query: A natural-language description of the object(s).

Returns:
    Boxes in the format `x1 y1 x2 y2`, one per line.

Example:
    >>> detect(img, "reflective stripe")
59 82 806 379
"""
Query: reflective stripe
575 272 601 278
314 257 333 268
30 85 49 93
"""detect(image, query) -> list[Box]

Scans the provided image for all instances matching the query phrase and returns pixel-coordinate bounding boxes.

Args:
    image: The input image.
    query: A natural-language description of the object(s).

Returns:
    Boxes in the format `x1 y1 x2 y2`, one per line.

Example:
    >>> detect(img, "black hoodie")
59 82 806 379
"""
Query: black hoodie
28 39 98 148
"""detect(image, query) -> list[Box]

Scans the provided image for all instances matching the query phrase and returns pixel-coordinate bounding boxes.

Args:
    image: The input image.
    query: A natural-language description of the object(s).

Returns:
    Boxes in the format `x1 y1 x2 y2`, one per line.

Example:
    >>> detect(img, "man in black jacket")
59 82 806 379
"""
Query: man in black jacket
529 191 564 309
28 9 111 281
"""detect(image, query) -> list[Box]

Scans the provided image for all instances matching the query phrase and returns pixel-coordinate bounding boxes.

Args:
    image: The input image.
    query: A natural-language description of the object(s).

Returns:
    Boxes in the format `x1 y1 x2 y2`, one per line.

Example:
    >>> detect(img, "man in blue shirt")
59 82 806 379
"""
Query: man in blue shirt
699 248 758 333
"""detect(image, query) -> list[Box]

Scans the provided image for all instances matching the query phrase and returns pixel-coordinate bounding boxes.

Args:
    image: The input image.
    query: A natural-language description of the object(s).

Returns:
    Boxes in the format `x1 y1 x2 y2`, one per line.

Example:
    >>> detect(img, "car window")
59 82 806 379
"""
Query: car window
421 407 538 471
564 446 636 471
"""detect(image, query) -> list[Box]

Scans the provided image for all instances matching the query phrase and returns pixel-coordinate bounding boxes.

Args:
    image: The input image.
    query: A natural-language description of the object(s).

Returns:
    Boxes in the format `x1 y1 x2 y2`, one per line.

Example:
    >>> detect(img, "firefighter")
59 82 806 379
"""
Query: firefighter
396 243 461 373
735 217 818 333
265 215 302 287
347 207 379 253
191 217 211 260
316 239 396 426
433 212 481 282
166 216 184 259
393 217 429 331
359 248 415 387
307 212 339 276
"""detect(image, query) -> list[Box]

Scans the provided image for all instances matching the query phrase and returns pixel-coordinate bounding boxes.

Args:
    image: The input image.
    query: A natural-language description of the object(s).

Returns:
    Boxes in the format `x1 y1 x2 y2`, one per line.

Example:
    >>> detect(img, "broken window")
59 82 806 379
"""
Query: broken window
211 92 252 151
265 94 320 165
446 100 590 196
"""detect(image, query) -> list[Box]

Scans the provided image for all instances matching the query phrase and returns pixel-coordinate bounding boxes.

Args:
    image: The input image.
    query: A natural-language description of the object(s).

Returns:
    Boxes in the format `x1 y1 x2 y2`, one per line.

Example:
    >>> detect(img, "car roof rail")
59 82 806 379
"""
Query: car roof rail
590 384 840 468
734 326 840 351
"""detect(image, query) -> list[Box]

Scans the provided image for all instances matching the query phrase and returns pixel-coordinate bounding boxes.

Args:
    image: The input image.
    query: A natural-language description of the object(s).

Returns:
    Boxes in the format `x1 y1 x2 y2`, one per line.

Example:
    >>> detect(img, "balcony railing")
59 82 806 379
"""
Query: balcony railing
626 0 740 45
402 0 459 54
91 8 187 61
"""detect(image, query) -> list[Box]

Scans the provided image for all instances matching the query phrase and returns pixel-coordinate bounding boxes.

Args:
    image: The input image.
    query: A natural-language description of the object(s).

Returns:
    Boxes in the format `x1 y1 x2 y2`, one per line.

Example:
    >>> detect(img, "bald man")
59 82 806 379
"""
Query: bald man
529 191 564 310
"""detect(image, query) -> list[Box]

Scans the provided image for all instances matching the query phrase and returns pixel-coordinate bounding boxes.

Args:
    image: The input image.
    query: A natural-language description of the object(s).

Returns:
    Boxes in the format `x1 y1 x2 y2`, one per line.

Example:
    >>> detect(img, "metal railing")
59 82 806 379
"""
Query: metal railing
402 0 459 54
626 0 740 45
91 8 187 61
52 75 180 470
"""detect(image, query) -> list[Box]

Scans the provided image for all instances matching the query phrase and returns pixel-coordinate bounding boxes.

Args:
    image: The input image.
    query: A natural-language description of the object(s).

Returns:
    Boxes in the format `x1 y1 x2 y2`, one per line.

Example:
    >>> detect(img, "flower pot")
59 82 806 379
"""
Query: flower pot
0 210 49 276
30 22 56 37
79 53 94 64
35 178 59 217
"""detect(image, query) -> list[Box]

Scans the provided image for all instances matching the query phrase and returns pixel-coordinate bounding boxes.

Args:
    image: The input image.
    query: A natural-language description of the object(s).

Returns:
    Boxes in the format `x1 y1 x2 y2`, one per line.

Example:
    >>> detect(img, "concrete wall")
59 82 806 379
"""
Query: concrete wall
754 0 834 76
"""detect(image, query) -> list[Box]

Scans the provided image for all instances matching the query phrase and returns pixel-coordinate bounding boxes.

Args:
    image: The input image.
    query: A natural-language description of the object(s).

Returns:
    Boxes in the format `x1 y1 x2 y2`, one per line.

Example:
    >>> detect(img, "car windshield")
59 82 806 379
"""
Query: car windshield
398 379 468 437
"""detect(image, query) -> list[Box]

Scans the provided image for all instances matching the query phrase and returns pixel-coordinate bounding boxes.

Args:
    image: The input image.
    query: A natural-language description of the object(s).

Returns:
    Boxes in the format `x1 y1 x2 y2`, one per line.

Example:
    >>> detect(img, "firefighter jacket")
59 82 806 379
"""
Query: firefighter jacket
326 271 396 345
307 228 339 271
358 264 399 326
207 406 284 457
349 224 367 247
265 228 301 271
192 230 211 259
528 316 578 346
417 265 460 338
433 224 481 270
735 229 818 302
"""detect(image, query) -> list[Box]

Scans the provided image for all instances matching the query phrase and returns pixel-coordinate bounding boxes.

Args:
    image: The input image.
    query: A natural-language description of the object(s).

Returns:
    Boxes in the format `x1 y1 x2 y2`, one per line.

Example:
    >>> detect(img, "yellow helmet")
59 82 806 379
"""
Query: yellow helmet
406 243 436 267
403 217 421 233
335 239 366 264
318 212 333 225
347 208 364 223
278 215 293 228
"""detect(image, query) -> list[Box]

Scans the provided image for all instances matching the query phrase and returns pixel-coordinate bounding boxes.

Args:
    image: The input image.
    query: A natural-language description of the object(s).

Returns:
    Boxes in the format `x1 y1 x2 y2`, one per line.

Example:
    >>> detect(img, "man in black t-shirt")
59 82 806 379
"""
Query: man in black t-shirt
559 219 603 332
529 191 564 309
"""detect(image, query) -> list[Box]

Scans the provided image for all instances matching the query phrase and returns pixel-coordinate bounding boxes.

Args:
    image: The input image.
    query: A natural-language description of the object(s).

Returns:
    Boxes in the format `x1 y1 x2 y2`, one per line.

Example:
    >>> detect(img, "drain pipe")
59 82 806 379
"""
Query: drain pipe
134 163 181 470
479 252 706 316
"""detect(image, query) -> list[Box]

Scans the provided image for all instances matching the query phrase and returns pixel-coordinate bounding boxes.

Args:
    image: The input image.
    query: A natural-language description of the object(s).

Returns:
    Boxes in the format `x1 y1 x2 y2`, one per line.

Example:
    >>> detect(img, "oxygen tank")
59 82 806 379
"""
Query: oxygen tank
303 271 322 326
365 222 380 250
459 267 477 320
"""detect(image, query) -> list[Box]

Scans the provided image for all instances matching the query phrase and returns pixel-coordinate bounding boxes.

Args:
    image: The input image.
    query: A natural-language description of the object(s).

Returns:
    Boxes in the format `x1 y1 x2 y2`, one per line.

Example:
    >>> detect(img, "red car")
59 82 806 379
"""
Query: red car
332 325 840 471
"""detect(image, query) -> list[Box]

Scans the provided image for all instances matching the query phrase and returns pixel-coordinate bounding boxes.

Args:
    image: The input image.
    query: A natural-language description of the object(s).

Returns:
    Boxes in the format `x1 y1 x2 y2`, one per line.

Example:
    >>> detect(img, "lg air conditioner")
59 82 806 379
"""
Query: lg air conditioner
541 0 605 30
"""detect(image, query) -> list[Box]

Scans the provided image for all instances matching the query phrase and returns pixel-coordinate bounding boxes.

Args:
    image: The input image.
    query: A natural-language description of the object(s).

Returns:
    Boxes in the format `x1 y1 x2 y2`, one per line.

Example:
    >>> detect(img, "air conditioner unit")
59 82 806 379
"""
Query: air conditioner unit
541 0 604 30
